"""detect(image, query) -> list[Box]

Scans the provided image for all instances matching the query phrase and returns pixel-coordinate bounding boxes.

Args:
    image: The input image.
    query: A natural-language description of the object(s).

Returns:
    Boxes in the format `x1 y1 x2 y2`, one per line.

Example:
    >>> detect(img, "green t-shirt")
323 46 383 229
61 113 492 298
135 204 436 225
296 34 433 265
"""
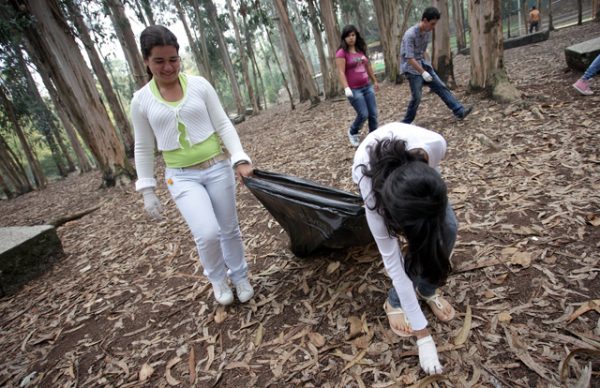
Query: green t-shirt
150 74 222 168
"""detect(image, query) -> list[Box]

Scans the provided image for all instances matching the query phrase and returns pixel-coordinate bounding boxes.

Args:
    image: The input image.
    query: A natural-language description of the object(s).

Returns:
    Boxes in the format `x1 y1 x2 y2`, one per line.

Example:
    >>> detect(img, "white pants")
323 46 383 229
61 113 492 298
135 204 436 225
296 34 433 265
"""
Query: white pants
165 160 248 284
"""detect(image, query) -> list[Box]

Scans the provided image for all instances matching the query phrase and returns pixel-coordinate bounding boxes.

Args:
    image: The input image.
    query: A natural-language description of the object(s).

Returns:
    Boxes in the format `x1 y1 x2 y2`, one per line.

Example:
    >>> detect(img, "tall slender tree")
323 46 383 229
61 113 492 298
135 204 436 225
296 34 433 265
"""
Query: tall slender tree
273 0 319 105
204 0 246 117
373 0 412 83
9 0 133 186
0 134 32 196
66 0 135 155
468 0 520 102
104 0 148 89
319 0 341 97
226 0 259 113
307 0 332 99
432 0 455 86
188 0 215 85
451 0 466 51
174 0 208 78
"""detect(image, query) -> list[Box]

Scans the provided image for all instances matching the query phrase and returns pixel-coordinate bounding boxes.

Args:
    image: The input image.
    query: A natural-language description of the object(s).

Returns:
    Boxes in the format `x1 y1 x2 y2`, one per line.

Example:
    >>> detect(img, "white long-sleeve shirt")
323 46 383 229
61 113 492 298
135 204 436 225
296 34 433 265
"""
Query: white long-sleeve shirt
352 122 447 330
131 74 251 191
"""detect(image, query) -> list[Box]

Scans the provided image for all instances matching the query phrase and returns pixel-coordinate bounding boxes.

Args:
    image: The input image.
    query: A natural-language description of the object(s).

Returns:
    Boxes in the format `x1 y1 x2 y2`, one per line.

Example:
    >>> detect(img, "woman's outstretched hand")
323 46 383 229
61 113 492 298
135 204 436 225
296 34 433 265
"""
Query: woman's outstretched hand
416 335 443 375
141 188 163 220
235 162 254 185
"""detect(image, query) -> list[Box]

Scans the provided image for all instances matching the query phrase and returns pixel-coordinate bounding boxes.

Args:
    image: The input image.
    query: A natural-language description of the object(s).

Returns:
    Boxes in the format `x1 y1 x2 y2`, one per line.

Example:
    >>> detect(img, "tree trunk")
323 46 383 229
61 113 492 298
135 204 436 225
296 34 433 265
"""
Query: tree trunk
578 0 583 25
174 0 207 80
35 60 94 173
189 0 215 85
468 0 520 102
226 0 259 114
66 0 134 156
373 0 412 83
104 0 148 89
16 48 69 177
451 0 466 51
204 0 246 117
548 0 554 30
140 0 155 25
273 0 320 106
264 24 295 110
521 1 528 35
289 0 316 75
50 120 76 174
432 0 455 86
0 134 32 195
319 0 341 97
15 0 133 186
0 83 46 189
307 0 332 99
592 0 598 21
240 1 265 109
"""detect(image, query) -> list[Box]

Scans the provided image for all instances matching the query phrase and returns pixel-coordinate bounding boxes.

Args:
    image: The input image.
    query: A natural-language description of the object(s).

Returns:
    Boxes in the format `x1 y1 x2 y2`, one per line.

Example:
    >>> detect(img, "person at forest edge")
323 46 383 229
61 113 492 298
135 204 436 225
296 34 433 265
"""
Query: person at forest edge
572 53 600 96
400 7 472 124
131 25 255 306
352 121 458 375
336 25 379 147
529 6 540 34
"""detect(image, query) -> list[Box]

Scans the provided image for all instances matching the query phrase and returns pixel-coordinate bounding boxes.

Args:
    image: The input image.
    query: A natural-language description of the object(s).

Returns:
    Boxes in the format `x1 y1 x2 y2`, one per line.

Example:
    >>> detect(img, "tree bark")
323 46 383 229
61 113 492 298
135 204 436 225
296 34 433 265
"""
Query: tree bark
468 0 520 102
240 0 265 109
204 0 246 117
14 0 132 186
34 60 94 173
0 82 46 189
319 0 341 97
432 0 455 86
174 0 209 80
189 0 215 85
104 0 148 89
226 0 259 114
140 0 156 25
451 0 466 51
66 0 134 156
307 0 332 99
263 24 295 110
373 0 412 83
577 0 583 25
273 0 320 106
0 134 32 195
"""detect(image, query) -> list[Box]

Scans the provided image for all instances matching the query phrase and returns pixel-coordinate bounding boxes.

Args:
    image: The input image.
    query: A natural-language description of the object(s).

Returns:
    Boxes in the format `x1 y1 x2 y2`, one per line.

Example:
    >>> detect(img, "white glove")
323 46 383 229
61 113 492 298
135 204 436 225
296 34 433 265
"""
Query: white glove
421 71 433 82
417 335 443 375
344 87 353 98
141 188 163 220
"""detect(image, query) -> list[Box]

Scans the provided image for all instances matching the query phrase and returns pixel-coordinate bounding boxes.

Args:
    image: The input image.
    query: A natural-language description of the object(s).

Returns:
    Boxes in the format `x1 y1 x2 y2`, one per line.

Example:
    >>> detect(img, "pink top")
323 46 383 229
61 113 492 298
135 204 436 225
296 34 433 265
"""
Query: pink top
336 49 370 89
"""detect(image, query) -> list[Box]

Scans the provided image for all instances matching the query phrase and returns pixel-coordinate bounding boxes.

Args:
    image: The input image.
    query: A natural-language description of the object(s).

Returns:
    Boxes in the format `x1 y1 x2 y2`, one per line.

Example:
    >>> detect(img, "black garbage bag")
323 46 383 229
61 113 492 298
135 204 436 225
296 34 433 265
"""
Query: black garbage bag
243 169 374 257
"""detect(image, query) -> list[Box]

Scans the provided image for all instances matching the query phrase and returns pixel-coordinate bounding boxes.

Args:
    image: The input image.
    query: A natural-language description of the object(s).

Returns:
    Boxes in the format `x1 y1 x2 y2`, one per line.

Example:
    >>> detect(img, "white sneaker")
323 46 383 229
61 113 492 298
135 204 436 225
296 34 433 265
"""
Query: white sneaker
347 129 360 147
234 278 254 303
212 280 234 305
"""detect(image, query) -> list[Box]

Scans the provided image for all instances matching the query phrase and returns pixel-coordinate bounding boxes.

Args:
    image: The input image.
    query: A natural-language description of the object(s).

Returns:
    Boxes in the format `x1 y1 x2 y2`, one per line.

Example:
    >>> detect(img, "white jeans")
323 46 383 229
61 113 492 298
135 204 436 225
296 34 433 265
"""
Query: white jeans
165 160 248 284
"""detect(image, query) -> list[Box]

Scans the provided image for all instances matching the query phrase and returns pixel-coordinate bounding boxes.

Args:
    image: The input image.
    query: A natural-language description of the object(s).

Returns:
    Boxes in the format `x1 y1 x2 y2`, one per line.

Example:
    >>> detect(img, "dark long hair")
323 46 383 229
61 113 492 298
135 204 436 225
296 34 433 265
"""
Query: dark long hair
360 138 451 286
139 25 179 80
339 25 368 57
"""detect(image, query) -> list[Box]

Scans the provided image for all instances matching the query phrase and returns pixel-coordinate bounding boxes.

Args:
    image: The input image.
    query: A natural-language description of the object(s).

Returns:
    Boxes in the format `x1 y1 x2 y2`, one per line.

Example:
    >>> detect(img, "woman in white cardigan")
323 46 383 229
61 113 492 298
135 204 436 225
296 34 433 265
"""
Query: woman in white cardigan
131 25 254 306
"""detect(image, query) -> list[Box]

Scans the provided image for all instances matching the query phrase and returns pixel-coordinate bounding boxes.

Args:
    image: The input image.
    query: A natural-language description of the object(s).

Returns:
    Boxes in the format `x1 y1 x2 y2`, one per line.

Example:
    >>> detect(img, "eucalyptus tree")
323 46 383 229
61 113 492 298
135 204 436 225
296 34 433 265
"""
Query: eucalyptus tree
239 0 267 109
226 0 259 113
431 0 455 85
66 0 135 156
451 0 466 51
468 0 520 102
319 0 341 96
204 0 246 117
306 0 333 99
187 0 215 85
373 0 413 83
273 0 320 106
6 0 134 186
104 0 147 89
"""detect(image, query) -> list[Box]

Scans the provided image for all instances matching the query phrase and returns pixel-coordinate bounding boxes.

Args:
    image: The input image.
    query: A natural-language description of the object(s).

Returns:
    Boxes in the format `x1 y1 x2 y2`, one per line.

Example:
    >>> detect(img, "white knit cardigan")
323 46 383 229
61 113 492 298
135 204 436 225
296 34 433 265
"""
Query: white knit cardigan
131 74 251 191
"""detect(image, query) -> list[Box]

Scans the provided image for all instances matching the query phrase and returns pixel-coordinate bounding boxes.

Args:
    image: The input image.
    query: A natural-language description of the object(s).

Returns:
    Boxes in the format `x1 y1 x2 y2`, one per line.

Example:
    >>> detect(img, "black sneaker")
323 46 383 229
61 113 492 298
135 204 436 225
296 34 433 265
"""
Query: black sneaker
458 105 473 120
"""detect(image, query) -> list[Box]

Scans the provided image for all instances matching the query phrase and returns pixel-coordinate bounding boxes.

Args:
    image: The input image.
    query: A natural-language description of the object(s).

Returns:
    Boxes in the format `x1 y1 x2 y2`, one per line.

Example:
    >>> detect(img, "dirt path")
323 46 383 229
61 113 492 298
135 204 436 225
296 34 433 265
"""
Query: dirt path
1 23 599 387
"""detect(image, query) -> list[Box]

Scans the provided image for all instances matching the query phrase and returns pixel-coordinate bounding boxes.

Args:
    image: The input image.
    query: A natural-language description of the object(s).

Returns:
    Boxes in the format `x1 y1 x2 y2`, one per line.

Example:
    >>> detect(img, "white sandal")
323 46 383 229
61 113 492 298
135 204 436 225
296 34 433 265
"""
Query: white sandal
416 289 456 322
383 300 413 337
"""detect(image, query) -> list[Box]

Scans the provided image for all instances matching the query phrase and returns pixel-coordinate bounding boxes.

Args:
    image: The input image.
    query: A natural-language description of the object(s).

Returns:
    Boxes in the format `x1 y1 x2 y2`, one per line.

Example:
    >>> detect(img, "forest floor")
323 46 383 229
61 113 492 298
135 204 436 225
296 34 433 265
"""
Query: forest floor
1 22 600 387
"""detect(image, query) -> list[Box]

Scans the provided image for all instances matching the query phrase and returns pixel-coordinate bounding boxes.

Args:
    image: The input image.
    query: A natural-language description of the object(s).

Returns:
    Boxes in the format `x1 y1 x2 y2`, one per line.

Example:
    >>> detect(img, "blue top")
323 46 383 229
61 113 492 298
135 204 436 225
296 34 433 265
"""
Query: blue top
400 24 431 75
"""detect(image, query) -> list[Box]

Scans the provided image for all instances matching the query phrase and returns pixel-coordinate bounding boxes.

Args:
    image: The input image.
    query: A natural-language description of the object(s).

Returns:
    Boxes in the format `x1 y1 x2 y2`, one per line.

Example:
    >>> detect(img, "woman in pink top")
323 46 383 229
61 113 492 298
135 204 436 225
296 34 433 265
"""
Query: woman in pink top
335 25 379 147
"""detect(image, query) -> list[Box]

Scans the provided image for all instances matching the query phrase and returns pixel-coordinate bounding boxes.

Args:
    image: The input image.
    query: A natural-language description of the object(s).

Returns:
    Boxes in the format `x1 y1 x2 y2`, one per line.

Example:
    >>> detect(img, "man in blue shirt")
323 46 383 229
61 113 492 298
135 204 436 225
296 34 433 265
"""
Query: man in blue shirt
400 7 472 124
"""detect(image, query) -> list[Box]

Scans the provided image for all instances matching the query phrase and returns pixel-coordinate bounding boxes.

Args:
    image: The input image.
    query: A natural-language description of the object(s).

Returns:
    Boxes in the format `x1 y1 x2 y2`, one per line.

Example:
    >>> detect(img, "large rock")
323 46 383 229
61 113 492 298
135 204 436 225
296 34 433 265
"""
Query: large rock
0 225 63 296
565 37 600 72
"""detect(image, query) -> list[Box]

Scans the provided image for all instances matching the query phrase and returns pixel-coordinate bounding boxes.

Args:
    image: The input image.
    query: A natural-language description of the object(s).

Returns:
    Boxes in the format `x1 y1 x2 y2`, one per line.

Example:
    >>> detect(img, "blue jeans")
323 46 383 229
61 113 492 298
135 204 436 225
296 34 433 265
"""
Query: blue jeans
402 64 465 124
348 84 378 135
583 53 600 80
388 203 458 307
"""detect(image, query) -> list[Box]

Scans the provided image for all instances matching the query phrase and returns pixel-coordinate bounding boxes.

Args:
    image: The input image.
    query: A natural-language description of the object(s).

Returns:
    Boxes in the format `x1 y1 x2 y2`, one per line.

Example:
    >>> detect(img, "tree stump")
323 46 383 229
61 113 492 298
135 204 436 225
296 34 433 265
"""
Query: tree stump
0 225 63 297
565 37 600 72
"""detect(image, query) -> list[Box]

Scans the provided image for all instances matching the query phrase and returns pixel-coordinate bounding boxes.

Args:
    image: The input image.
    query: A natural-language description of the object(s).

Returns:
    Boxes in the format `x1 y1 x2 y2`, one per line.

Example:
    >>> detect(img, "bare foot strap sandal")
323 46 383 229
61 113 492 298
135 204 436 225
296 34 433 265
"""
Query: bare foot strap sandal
416 289 456 322
383 300 413 337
